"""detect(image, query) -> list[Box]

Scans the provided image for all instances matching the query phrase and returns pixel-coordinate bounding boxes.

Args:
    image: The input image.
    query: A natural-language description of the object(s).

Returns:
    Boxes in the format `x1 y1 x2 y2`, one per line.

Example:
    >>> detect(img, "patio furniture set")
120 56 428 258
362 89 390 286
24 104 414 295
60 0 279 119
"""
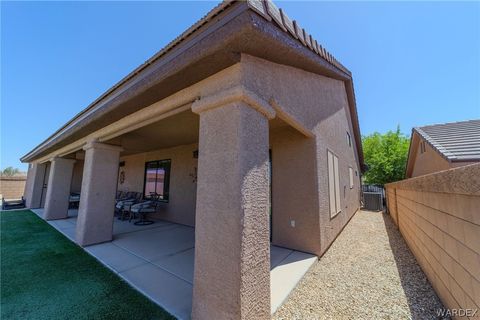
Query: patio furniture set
65 191 161 225
115 191 161 225
1 196 26 210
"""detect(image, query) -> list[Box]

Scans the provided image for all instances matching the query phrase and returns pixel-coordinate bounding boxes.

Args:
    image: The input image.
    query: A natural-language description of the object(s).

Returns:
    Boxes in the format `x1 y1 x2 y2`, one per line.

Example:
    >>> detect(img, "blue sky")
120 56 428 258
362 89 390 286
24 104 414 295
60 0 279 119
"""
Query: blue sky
2 1 479 170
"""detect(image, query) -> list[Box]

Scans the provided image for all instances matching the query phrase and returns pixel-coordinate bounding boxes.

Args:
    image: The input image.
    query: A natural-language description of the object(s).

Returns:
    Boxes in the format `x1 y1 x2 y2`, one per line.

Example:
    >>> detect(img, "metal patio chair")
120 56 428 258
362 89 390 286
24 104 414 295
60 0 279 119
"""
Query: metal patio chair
129 201 158 225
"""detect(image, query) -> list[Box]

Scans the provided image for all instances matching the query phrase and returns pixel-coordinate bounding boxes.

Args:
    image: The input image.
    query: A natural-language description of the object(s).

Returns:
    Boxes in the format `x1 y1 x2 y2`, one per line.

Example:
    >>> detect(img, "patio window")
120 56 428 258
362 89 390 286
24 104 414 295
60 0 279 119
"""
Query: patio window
143 159 171 202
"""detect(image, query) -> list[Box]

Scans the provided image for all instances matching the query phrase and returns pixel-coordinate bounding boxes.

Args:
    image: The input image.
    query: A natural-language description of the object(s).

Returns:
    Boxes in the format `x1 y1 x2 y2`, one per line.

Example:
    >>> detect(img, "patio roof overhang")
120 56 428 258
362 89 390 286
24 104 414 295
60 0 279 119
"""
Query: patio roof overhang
21 0 364 170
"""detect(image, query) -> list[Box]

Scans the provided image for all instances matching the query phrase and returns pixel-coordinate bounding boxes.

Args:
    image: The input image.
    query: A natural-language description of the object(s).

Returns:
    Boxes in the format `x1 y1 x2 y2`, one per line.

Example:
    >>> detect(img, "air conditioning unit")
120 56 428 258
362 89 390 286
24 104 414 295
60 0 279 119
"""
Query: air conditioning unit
363 192 384 211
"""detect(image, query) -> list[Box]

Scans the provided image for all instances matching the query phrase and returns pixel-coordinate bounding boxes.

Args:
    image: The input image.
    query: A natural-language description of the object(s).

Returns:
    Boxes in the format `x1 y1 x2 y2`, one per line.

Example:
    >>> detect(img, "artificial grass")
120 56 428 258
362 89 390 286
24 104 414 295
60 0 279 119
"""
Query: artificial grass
0 210 175 320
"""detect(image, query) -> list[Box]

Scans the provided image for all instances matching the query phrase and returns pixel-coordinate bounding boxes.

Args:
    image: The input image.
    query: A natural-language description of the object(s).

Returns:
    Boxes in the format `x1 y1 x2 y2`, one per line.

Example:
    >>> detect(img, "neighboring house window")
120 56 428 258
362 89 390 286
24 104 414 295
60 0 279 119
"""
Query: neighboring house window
349 167 354 189
327 150 341 217
346 132 352 147
143 159 171 201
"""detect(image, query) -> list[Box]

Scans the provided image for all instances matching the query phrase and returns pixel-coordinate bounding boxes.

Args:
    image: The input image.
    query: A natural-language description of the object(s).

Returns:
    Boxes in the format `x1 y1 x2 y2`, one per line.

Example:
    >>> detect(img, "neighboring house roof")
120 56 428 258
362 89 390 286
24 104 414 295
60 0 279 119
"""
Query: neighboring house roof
415 119 480 162
21 0 364 168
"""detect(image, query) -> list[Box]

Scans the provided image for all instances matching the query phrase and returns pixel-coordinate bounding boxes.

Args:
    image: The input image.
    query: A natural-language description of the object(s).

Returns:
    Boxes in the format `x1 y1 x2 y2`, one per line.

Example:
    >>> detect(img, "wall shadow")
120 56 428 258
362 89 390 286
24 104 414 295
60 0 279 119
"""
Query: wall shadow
381 212 447 320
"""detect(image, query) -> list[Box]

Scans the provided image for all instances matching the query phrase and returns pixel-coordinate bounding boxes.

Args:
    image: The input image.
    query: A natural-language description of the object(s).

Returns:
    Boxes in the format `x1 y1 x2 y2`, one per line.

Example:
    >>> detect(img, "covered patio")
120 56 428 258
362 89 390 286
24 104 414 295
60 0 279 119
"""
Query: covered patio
25 95 322 319
21 9 364 314
31 208 316 319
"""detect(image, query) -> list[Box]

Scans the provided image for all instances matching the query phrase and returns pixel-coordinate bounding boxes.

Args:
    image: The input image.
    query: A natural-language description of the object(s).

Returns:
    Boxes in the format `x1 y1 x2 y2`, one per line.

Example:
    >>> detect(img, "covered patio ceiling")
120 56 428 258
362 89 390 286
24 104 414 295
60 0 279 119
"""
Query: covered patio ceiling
98 109 290 156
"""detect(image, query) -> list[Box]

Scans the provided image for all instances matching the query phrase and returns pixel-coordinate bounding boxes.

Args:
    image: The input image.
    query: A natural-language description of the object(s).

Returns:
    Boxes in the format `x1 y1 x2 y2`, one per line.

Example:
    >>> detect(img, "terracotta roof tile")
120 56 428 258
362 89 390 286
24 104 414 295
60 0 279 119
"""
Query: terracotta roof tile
247 0 350 75
265 0 285 31
279 8 297 39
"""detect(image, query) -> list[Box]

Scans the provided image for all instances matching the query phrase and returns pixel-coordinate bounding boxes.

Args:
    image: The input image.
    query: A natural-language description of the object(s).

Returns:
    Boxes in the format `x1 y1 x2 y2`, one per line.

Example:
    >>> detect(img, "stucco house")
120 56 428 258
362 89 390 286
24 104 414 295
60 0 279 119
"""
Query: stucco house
22 1 364 318
405 119 480 178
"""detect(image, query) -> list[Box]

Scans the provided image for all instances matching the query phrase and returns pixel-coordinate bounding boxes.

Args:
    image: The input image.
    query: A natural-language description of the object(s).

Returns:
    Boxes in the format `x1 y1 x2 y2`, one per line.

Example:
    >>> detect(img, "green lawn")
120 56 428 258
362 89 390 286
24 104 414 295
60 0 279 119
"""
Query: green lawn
0 210 174 320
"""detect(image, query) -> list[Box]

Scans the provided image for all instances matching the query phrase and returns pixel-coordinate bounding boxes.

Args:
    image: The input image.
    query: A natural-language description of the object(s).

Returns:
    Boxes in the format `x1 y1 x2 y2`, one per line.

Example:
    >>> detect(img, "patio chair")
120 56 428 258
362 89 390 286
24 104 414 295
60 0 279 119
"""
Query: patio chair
116 191 126 201
115 192 143 220
129 201 157 225
116 199 135 220
68 193 80 209
116 191 135 202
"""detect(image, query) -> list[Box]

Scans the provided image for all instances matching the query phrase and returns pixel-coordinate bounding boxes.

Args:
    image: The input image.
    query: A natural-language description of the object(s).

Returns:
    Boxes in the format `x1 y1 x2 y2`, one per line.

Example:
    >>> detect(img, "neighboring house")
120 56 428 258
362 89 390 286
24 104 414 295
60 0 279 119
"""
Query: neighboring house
405 119 480 178
21 1 364 319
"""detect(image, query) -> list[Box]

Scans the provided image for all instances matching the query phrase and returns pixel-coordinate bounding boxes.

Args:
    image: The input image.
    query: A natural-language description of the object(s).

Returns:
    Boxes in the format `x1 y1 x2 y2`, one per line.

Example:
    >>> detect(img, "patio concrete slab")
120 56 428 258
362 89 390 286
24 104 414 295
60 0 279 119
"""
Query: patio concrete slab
57 226 76 241
151 247 195 284
33 209 76 241
112 219 173 235
49 218 76 229
30 208 317 319
120 263 193 320
113 225 195 262
85 242 147 273
270 250 317 314
270 245 294 269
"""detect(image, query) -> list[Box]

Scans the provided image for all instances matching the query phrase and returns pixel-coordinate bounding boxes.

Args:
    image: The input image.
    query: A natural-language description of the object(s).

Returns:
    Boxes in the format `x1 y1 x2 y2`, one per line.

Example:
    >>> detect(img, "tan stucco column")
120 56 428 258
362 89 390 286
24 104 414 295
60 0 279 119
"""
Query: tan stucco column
191 89 275 320
43 158 76 220
76 141 122 247
24 163 47 209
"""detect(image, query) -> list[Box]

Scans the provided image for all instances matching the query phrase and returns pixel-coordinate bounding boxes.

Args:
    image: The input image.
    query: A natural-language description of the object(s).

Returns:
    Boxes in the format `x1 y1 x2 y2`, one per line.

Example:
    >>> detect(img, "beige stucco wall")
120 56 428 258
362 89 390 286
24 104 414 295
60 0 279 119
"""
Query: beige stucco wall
241 55 361 255
192 102 271 319
270 126 321 254
117 143 198 227
411 137 451 178
44 158 76 220
25 54 361 256
0 176 27 199
386 164 480 316
70 161 84 193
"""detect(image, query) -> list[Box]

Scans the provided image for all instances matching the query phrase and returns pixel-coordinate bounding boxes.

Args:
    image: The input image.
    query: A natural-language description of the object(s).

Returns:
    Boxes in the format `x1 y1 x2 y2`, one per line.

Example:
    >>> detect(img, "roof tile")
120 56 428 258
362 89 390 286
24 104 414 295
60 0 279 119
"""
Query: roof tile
415 120 480 162
279 8 297 39
265 0 286 31
249 0 271 21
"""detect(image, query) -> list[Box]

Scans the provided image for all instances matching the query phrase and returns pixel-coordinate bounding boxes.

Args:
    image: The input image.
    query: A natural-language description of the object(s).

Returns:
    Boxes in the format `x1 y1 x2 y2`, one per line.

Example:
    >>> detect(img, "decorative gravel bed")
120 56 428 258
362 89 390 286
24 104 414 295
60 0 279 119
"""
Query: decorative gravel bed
272 210 445 320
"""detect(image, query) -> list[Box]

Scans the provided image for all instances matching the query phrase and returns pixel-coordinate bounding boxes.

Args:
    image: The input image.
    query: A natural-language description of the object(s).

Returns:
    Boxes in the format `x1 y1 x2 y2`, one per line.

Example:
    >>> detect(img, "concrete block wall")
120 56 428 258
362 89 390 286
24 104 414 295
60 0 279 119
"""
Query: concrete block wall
0 176 27 199
386 164 480 317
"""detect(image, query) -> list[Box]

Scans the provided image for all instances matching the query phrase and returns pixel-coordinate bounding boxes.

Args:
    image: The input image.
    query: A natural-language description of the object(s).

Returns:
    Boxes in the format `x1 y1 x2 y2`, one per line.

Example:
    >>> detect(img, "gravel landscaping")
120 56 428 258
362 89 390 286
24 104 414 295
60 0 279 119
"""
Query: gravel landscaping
272 210 445 320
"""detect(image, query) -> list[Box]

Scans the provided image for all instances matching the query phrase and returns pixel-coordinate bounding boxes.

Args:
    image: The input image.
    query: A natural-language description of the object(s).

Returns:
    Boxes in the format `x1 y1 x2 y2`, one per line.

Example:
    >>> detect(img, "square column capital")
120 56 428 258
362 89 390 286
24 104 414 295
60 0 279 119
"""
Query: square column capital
48 157 76 165
83 141 123 153
191 85 276 120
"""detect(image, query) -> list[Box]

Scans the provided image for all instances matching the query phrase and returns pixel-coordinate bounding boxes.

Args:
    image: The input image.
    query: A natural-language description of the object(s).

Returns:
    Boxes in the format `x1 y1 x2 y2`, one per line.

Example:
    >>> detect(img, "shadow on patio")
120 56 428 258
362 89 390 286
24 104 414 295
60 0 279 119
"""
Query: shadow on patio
382 212 445 319
31 208 316 320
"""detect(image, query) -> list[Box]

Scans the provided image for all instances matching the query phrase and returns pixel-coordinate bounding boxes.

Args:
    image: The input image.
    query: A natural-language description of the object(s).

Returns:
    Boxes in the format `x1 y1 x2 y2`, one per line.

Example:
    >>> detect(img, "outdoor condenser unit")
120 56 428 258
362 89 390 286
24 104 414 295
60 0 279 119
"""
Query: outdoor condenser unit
363 192 384 211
